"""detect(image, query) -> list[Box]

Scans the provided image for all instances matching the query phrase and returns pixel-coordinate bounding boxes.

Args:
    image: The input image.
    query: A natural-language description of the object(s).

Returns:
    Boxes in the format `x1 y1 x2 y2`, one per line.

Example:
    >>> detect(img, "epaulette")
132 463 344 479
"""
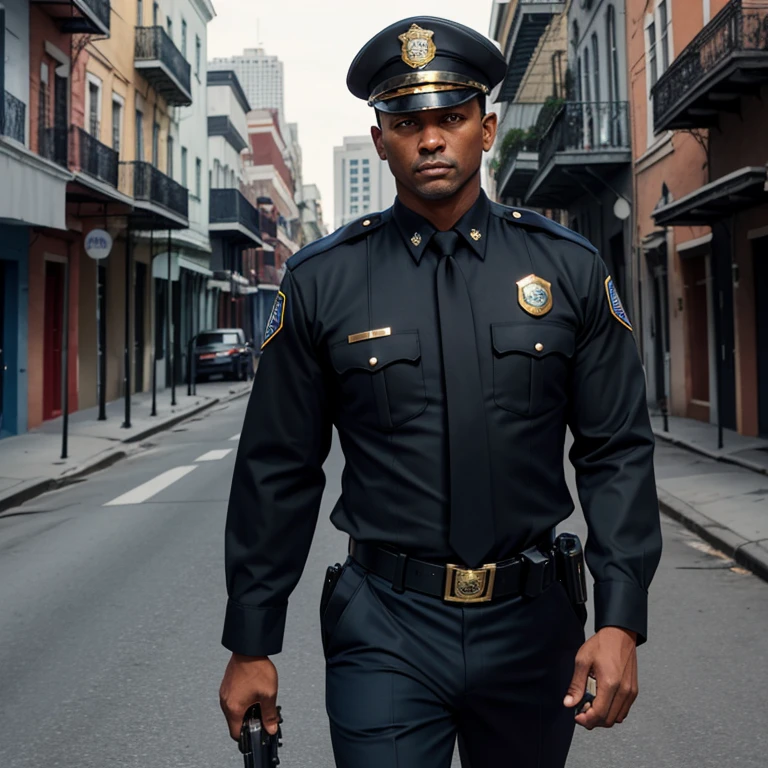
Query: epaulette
490 202 598 255
287 209 391 270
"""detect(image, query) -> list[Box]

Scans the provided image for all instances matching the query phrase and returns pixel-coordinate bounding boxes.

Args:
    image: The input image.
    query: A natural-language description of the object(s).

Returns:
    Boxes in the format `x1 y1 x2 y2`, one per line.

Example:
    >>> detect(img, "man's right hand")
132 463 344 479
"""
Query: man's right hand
219 654 280 740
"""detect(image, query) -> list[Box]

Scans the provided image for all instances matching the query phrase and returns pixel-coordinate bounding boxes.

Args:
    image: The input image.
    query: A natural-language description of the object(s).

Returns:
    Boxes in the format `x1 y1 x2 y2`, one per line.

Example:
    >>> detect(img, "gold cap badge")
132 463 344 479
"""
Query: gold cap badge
399 24 437 69
516 274 553 317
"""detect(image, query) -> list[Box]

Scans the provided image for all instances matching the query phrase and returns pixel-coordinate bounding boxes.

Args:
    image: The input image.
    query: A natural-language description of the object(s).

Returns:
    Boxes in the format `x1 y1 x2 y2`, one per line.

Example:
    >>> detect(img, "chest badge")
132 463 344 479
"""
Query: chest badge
516 274 553 317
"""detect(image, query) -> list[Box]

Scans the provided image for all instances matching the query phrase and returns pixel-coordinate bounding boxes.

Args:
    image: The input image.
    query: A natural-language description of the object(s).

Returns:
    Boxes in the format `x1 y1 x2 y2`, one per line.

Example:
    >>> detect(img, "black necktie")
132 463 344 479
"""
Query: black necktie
432 231 495 568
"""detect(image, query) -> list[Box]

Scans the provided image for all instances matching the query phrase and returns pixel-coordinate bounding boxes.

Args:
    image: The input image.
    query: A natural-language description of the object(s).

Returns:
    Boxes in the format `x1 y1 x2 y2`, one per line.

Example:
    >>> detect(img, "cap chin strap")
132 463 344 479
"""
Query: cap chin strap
368 70 490 106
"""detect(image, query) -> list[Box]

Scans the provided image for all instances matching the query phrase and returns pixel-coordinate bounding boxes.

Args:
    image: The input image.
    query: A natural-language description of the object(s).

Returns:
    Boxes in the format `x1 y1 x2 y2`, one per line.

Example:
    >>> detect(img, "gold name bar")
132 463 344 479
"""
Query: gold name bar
348 327 392 344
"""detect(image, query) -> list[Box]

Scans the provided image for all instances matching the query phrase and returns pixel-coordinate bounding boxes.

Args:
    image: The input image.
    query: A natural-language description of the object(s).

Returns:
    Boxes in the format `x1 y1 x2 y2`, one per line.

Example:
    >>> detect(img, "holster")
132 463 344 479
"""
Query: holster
553 533 588 606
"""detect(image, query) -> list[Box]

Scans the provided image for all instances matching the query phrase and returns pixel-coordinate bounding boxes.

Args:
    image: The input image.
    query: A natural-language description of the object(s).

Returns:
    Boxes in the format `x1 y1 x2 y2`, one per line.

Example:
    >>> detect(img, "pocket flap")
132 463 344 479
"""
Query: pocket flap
330 331 421 374
492 323 575 359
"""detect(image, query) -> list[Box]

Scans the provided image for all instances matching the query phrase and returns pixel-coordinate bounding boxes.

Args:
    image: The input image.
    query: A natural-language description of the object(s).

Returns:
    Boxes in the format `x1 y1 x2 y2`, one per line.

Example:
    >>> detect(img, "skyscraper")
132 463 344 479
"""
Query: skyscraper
210 48 284 117
333 136 397 230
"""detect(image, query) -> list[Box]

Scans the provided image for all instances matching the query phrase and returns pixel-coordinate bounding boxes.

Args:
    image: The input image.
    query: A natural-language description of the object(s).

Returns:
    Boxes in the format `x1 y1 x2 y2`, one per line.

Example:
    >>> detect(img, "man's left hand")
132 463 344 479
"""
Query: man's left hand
563 627 638 729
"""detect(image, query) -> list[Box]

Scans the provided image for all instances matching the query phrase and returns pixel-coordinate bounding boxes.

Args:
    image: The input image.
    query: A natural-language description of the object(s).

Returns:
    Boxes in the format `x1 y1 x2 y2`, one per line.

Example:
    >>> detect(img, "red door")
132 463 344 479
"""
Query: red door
44 261 65 420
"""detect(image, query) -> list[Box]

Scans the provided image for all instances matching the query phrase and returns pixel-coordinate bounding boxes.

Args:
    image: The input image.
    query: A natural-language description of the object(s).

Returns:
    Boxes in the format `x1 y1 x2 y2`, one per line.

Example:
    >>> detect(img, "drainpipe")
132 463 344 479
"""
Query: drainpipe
60 243 71 459
122 220 132 429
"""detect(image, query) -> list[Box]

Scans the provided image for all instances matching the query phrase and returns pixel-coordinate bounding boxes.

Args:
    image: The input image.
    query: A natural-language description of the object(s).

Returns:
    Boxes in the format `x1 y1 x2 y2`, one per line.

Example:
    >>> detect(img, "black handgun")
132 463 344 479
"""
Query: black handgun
238 703 283 768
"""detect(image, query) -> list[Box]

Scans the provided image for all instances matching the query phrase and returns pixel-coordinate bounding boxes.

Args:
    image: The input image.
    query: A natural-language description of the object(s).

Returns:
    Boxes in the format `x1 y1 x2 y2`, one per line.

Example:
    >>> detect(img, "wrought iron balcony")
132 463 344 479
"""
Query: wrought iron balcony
495 1 566 103
134 27 192 106
70 126 118 187
30 0 111 36
1 91 25 144
122 161 189 227
652 0 768 132
526 101 631 207
209 189 264 246
39 126 69 168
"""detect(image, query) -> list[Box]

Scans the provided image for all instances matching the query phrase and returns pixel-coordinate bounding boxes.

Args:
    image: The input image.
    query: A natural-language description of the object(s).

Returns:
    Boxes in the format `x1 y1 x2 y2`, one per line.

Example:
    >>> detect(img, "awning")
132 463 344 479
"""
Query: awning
207 279 230 291
653 166 768 226
179 255 212 277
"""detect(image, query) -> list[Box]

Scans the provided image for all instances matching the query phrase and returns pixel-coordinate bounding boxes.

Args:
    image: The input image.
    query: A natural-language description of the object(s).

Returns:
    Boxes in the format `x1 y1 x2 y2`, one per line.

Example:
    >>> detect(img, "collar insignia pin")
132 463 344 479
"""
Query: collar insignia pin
470 229 482 241
411 232 422 246
399 24 437 69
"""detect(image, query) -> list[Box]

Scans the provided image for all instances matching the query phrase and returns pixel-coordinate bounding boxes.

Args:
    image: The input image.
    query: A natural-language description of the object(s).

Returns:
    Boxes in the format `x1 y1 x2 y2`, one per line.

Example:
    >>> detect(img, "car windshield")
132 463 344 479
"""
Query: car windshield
197 332 240 346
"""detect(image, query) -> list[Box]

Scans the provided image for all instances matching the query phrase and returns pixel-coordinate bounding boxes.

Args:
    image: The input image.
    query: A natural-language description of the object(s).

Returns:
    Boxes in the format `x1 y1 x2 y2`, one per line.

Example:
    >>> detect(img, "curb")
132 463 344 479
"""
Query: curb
0 385 252 516
653 428 768 477
657 488 768 583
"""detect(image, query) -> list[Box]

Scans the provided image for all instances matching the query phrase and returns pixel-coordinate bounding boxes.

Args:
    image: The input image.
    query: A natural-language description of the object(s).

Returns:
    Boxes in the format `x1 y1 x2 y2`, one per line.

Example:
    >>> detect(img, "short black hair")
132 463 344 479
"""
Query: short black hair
375 93 486 127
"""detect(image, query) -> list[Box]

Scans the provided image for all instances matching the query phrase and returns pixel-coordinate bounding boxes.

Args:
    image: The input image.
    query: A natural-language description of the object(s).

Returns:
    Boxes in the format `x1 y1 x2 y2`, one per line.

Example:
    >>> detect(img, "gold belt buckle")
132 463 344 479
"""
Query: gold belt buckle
444 563 497 603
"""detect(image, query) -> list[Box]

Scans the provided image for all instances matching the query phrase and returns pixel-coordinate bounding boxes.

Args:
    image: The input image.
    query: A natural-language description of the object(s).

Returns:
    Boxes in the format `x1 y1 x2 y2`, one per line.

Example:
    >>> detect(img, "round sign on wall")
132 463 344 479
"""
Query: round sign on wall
84 229 113 260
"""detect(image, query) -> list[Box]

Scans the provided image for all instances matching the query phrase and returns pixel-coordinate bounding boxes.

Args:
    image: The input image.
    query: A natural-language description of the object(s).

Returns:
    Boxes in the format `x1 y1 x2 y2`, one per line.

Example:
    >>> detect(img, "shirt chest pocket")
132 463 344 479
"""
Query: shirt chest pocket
329 331 427 431
492 323 575 417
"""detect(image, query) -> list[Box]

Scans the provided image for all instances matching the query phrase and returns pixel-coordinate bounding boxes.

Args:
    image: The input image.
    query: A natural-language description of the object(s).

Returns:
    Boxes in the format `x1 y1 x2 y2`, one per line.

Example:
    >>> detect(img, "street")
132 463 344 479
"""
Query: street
0 396 766 767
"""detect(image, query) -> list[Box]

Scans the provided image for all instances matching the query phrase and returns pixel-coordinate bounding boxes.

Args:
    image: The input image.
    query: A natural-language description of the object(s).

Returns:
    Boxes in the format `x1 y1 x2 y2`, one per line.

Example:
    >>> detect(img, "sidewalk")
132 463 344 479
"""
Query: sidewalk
651 414 768 581
0 379 252 514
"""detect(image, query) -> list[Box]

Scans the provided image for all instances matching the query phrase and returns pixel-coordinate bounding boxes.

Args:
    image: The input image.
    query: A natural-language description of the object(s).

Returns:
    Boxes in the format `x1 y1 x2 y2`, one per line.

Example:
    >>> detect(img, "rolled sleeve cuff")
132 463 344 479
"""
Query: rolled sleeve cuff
593 580 649 646
221 599 288 657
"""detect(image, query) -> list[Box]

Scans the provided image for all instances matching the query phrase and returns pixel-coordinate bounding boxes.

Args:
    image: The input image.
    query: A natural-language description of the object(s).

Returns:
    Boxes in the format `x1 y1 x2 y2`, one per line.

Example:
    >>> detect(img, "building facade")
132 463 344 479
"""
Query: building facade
333 135 396 230
210 48 284 116
631 0 768 437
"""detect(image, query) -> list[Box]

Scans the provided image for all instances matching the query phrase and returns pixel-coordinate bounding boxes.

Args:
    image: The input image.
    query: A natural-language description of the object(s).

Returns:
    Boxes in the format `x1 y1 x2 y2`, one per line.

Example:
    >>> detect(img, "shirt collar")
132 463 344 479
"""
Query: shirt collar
393 190 491 264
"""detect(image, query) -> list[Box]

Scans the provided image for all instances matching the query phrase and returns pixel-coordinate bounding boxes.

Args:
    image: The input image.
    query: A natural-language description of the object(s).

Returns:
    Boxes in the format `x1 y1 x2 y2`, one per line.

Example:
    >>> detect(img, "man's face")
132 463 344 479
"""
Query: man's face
371 98 498 201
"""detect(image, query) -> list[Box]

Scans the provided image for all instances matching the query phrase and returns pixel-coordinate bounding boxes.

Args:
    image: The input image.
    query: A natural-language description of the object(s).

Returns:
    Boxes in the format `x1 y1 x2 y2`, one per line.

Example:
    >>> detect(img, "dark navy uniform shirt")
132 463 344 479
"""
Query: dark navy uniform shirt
223 191 662 657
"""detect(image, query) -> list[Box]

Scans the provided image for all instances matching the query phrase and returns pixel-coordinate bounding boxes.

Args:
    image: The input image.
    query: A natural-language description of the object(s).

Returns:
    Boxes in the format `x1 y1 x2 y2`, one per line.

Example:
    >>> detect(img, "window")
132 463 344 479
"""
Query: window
591 34 601 104
350 167 358 175
87 77 101 136
111 95 123 154
152 122 160 167
350 205 359 214
181 146 188 188
135 110 144 161
195 35 201 78
152 1 159 26
606 5 621 104
659 0 670 72
363 195 370 202
571 20 579 48
350 159 359 166
166 16 172 38
645 0 673 146
167 135 174 178
213 158 220 187
362 159 369 166
181 19 187 58
350 196 359 203
350 186 359 193
137 0 143 25
363 185 370 193
362 175 369 183
195 157 201 197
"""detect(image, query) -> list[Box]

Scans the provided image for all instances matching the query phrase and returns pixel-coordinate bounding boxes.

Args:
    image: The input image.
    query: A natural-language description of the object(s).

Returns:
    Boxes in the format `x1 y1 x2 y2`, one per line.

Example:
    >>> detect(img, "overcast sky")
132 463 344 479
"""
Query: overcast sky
207 1 496 229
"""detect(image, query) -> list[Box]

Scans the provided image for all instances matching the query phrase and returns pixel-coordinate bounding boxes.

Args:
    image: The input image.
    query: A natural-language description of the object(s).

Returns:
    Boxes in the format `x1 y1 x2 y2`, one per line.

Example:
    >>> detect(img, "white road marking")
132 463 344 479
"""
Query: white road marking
195 449 233 462
229 433 241 441
104 466 198 506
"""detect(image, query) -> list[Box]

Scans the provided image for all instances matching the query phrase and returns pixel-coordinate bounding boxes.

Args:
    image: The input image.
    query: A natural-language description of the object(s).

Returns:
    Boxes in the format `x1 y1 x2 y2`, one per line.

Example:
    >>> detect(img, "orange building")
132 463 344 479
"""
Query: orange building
627 0 768 438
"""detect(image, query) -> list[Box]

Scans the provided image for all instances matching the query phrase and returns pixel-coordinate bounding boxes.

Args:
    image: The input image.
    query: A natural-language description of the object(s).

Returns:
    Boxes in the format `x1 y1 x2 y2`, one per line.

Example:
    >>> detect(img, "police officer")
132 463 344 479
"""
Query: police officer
219 16 662 768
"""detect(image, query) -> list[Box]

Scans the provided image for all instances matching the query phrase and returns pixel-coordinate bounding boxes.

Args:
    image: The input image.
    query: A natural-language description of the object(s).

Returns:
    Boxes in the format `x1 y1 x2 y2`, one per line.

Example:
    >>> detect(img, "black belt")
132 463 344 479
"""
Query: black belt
349 539 555 604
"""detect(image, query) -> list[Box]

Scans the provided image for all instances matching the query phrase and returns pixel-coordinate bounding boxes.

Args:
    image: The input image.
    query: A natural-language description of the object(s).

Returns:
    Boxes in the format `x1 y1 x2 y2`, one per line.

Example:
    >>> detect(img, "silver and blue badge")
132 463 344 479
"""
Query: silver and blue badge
605 277 632 331
261 290 286 349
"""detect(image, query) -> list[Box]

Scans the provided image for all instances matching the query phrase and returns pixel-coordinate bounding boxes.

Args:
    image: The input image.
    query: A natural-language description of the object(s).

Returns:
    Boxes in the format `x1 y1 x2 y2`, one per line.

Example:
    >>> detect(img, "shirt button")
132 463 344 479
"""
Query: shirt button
362 219 371 227
535 343 544 352
513 211 522 219
369 357 378 367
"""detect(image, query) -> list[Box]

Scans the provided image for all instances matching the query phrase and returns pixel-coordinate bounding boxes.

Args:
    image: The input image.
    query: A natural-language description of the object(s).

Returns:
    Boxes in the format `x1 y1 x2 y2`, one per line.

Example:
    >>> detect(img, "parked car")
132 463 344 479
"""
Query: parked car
194 328 252 382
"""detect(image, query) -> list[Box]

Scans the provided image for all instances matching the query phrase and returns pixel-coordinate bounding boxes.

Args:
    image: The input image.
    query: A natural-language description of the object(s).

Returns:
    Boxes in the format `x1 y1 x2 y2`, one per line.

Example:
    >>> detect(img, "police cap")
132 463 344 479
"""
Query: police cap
347 17 507 114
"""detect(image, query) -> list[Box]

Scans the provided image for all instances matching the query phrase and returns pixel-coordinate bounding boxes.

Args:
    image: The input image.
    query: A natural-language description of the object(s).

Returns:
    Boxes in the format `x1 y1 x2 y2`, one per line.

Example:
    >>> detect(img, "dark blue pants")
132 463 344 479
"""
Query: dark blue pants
323 560 584 768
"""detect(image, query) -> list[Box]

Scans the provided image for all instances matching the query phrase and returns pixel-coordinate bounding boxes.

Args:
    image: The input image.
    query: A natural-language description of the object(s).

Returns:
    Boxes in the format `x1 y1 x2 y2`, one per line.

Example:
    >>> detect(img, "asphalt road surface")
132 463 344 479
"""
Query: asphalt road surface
0 396 765 767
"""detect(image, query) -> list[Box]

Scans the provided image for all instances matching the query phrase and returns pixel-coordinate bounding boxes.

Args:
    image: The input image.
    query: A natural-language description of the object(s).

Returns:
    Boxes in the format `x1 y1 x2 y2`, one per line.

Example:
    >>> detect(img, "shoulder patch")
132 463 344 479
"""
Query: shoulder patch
490 202 598 254
605 276 633 331
287 209 391 270
261 290 286 349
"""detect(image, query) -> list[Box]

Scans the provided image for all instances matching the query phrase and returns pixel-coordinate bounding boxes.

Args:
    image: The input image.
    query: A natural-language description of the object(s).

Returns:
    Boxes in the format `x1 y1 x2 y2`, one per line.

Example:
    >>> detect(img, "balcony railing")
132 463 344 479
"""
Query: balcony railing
71 126 118 187
123 161 188 220
134 27 192 106
1 91 25 144
74 0 111 34
539 101 629 172
30 0 110 35
210 189 262 241
39 126 69 168
652 0 768 131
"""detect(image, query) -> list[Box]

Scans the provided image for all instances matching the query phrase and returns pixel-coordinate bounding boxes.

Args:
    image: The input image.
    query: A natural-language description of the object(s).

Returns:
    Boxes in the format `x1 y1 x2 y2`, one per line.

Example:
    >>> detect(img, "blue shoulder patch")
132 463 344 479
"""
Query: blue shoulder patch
490 203 598 254
605 276 633 331
287 210 391 271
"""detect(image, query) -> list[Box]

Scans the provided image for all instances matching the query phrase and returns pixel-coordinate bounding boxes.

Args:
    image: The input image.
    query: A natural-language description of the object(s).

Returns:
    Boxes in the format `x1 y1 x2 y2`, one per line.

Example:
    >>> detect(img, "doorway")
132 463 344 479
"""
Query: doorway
755 239 768 437
134 261 146 392
683 255 710 423
44 261 65 420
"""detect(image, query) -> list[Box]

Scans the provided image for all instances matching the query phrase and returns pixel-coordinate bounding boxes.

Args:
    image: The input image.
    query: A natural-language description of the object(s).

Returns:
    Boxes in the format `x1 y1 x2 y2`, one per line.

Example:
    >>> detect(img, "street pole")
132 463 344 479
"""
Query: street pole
150 229 157 416
167 230 176 406
60 249 70 460
97 262 107 421
122 221 132 429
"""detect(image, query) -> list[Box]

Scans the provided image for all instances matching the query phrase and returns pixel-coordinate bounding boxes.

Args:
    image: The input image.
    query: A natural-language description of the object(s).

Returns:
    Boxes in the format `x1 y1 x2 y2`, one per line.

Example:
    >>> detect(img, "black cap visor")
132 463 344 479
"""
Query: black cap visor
374 87 480 114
